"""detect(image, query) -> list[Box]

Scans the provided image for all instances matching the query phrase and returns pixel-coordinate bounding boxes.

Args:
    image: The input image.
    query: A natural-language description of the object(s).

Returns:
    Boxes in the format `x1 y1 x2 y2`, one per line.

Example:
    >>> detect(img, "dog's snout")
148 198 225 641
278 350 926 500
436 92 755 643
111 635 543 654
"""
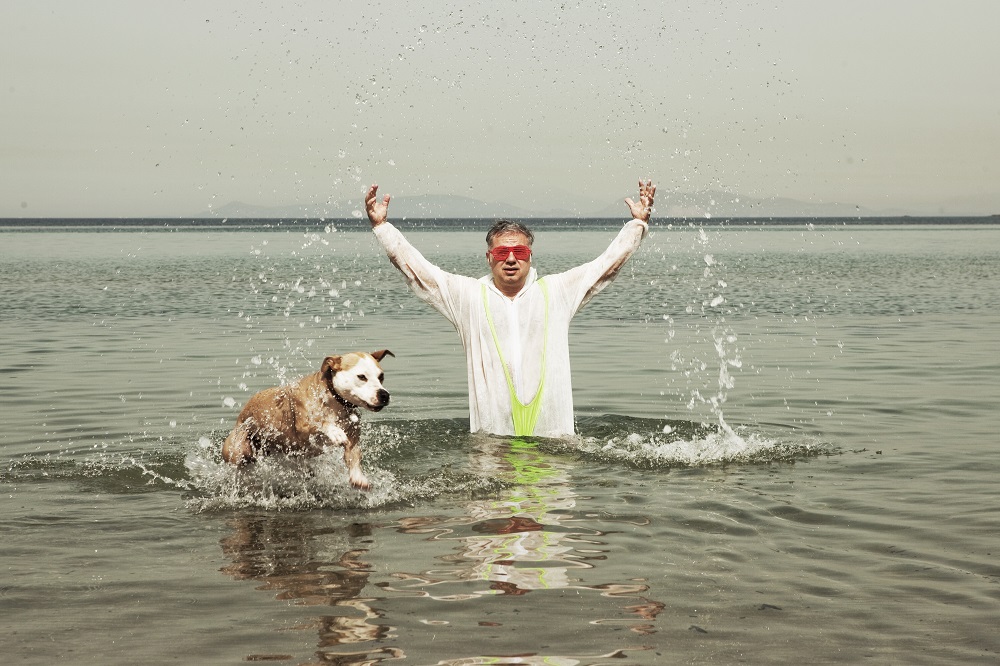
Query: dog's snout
371 388 390 412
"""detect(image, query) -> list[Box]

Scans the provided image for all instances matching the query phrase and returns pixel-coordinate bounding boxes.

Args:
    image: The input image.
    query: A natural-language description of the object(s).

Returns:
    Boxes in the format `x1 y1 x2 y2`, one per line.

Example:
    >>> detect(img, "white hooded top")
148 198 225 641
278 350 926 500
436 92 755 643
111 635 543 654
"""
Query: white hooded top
373 219 649 437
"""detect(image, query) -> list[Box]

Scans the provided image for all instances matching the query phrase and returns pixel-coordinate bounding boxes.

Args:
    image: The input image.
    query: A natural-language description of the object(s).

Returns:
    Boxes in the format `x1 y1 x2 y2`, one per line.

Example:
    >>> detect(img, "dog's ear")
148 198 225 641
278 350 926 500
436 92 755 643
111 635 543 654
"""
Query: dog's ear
321 355 343 377
370 349 394 362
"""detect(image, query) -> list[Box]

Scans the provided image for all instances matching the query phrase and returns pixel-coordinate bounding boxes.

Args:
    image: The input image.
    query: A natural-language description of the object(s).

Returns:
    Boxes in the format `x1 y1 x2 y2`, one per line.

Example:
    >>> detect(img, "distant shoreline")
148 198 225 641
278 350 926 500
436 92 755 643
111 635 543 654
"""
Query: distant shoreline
1 215 998 231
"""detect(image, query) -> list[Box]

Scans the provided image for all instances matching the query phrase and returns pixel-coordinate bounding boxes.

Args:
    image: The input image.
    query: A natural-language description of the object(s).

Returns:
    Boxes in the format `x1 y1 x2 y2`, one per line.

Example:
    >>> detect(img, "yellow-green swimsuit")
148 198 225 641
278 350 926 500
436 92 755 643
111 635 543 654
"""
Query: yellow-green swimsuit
481 279 549 437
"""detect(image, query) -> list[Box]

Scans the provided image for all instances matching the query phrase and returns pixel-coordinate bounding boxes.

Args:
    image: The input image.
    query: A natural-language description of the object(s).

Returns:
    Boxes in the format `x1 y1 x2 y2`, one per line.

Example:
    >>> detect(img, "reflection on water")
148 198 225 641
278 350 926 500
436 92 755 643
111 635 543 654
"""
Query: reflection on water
394 439 662 620
217 438 661 664
220 514 401 664
397 439 592 596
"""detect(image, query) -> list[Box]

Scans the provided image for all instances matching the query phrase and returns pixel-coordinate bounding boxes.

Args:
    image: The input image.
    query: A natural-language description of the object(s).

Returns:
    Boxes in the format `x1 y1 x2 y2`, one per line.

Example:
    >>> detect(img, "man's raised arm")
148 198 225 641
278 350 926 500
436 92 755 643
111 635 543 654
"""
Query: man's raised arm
546 177 656 312
362 182 471 324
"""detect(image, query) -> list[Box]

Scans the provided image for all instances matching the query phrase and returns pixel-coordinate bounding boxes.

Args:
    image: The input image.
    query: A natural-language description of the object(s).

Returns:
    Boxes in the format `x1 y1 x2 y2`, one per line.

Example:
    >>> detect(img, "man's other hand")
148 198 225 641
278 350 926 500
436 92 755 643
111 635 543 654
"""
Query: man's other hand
625 179 656 222
365 183 390 227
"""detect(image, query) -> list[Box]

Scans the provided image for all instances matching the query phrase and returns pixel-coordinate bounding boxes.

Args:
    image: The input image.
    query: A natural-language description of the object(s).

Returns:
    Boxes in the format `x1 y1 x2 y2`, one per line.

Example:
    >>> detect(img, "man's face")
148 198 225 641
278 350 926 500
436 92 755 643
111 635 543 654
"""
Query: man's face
487 231 532 296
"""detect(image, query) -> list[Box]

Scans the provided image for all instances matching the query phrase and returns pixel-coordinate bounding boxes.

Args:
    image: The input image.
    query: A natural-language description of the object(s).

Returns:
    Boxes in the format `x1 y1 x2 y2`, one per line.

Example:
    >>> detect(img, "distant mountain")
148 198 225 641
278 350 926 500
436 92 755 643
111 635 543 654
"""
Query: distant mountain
592 190 898 218
204 191 897 219
207 196 529 220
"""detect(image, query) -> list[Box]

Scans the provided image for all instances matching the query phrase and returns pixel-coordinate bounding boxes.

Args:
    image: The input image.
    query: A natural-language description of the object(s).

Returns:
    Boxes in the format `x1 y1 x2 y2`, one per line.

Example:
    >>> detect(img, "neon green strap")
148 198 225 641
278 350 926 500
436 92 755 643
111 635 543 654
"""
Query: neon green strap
481 279 549 437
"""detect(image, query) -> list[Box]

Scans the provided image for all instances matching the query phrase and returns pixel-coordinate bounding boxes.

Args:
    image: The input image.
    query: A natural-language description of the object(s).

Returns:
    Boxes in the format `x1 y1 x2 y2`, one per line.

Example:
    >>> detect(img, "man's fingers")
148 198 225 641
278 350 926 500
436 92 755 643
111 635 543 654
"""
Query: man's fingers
366 184 392 215
364 183 390 226
638 179 656 205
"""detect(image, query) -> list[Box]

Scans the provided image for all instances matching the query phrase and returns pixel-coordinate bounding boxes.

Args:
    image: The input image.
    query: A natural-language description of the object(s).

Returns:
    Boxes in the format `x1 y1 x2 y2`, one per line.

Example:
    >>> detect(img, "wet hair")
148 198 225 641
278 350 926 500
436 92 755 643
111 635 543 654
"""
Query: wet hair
486 219 534 247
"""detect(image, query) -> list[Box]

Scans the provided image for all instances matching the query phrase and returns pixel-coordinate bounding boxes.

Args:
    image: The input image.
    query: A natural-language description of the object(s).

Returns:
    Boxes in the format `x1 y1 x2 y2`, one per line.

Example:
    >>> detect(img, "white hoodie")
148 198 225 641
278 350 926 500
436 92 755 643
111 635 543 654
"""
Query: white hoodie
373 219 648 437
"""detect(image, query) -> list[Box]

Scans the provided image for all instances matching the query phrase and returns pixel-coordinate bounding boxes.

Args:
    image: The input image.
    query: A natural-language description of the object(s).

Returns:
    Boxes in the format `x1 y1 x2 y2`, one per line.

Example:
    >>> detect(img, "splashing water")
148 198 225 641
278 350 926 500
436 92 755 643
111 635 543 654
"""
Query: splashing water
182 426 508 513
235 230 379 384
710 326 743 437
2 415 829 518
658 223 748 437
573 415 825 469
183 448 404 512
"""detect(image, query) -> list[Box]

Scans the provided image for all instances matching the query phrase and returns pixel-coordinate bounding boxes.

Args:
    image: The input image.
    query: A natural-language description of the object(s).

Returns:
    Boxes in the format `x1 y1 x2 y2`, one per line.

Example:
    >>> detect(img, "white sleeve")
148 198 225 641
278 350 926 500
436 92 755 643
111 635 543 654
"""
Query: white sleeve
372 222 476 326
545 219 648 314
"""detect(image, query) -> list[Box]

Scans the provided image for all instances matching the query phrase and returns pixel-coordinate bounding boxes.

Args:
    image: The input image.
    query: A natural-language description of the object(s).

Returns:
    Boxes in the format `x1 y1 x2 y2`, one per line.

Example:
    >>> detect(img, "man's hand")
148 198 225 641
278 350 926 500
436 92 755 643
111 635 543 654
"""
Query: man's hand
625 178 656 223
365 183 390 228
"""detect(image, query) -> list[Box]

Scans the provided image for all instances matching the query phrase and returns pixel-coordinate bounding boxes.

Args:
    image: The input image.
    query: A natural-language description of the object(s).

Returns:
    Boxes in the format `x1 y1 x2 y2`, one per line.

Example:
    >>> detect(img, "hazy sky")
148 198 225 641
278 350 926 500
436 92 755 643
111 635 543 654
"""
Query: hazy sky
3 0 999 217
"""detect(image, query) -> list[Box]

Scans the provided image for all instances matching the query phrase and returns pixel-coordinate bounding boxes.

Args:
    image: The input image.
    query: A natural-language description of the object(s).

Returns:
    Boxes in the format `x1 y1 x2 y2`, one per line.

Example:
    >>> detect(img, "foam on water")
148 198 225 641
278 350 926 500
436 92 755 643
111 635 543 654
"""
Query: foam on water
574 422 826 468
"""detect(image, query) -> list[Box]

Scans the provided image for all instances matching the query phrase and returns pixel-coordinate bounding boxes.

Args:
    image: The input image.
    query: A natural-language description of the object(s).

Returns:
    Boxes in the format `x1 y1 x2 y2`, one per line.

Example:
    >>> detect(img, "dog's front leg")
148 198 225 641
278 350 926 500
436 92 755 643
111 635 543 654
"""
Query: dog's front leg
343 439 371 491
322 423 371 491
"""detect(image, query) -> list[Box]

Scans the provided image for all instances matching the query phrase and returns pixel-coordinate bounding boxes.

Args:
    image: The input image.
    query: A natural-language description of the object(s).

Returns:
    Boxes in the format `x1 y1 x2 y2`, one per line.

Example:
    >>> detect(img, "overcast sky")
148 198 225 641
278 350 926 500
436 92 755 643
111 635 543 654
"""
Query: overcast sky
3 0 998 217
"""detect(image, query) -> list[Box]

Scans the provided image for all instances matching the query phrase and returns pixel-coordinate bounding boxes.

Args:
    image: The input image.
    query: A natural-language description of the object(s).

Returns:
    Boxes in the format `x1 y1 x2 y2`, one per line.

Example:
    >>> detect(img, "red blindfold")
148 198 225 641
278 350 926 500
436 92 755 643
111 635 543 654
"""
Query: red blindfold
489 245 532 262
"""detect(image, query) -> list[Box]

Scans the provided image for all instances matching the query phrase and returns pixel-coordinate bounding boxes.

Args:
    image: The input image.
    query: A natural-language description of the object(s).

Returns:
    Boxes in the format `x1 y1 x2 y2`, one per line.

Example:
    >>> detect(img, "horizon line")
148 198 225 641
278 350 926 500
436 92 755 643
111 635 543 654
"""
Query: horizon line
2 214 999 228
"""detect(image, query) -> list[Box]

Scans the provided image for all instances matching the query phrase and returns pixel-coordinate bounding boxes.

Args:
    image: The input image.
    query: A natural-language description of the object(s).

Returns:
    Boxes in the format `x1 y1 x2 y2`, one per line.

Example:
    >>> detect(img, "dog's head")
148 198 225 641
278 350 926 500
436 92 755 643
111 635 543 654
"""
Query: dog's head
321 350 393 412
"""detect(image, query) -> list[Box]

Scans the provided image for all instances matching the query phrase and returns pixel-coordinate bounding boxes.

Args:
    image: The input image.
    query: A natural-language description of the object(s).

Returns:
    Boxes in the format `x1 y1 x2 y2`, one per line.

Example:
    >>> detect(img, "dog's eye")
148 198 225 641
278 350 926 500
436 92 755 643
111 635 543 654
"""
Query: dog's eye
357 374 367 382
378 373 384 382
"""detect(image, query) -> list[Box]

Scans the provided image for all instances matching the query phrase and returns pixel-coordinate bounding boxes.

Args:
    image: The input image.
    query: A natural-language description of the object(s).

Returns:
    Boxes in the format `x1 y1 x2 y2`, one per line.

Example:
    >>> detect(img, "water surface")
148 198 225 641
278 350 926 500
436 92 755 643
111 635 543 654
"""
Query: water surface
3 223 999 664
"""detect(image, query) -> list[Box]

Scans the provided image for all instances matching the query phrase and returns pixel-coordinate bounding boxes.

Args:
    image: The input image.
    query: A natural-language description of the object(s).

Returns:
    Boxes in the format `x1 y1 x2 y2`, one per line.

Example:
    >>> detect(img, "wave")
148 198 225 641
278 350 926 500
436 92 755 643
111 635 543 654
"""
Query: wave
3 416 833 512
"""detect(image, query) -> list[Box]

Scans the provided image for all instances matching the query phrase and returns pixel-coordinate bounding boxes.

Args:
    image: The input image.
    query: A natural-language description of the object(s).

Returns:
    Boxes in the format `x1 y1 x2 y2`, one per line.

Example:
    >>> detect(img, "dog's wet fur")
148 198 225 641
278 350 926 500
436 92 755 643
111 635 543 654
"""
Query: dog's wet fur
222 350 393 490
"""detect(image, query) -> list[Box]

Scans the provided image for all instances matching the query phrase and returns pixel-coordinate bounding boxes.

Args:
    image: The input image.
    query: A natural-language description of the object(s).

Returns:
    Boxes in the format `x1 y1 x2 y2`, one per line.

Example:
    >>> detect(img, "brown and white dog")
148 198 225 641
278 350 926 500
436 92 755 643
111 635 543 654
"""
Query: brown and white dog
221 350 393 490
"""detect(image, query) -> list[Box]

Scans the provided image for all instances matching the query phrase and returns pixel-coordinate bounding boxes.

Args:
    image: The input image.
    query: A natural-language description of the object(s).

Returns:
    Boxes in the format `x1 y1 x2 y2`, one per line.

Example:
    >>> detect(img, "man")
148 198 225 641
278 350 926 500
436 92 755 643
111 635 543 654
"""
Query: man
365 179 655 438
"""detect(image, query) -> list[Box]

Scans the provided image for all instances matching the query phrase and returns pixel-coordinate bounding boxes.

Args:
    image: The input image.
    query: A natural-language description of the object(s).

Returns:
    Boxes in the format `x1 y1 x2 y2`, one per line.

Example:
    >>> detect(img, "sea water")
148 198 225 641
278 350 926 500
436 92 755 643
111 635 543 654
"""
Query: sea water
2 221 999 664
